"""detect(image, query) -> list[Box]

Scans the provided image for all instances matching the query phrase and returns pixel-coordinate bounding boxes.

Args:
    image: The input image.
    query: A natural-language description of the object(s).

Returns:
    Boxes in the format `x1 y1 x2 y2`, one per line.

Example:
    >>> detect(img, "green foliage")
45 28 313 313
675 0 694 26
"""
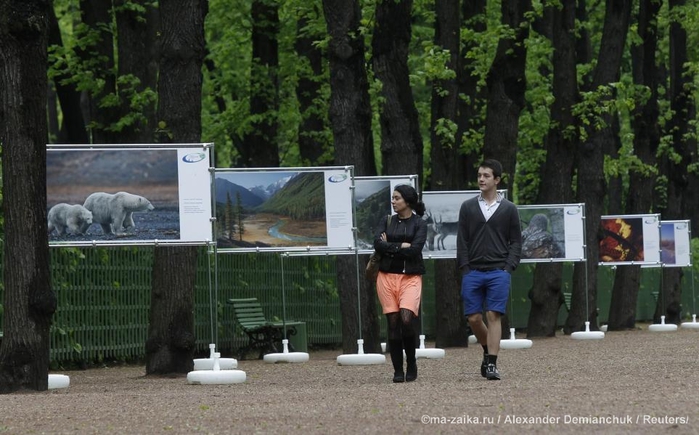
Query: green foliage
256 173 326 220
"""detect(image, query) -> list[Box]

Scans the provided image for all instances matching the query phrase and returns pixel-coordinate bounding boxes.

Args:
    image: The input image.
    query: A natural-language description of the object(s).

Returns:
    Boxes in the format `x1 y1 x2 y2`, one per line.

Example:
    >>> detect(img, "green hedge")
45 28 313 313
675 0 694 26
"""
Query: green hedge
0 247 696 365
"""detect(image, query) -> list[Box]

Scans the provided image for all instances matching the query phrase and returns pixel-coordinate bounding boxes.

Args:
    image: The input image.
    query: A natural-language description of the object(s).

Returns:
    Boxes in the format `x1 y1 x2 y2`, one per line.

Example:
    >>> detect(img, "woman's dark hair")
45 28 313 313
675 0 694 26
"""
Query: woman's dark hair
394 184 426 217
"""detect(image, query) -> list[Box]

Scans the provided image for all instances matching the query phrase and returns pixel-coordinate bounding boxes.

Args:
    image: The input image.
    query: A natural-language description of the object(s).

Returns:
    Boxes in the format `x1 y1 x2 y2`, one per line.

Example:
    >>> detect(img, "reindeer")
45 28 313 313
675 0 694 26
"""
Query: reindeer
435 215 459 250
423 211 437 251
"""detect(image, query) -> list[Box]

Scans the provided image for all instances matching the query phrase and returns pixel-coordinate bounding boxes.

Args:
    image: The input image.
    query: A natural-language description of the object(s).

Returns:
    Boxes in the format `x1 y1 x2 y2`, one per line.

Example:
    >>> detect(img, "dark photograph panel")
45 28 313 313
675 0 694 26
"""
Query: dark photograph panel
214 171 327 248
519 208 566 260
599 217 645 262
660 222 676 265
354 179 392 250
47 149 180 242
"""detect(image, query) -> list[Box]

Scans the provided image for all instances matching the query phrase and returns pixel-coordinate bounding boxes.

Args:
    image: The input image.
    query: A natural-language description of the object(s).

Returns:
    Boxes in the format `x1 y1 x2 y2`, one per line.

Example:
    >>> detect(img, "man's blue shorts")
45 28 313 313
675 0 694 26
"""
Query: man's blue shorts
461 269 511 315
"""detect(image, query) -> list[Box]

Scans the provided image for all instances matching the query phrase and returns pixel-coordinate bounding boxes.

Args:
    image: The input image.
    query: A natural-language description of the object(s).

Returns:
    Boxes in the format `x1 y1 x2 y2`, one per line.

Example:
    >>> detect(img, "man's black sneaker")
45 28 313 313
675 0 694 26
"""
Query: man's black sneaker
393 371 405 383
481 357 487 378
485 363 500 380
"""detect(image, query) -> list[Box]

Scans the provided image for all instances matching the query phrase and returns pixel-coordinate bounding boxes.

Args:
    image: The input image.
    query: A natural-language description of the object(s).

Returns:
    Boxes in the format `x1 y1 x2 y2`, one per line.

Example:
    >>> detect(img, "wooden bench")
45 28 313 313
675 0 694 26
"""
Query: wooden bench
227 298 301 360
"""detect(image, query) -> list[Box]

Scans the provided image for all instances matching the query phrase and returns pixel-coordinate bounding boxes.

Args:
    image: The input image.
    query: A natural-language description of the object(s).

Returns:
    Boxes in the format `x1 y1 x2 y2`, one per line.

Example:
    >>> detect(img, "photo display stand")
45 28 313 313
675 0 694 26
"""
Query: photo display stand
598 214 664 334
654 220 697 330
517 204 593 342
337 175 421 365
529 203 602 340
214 165 356 367
46 144 232 384
644 220 693 332
213 166 385 365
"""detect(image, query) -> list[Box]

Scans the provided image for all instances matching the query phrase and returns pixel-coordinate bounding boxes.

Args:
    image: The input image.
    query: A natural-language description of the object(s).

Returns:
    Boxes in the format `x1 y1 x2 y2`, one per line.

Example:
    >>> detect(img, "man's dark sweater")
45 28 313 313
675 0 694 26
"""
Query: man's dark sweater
456 196 522 275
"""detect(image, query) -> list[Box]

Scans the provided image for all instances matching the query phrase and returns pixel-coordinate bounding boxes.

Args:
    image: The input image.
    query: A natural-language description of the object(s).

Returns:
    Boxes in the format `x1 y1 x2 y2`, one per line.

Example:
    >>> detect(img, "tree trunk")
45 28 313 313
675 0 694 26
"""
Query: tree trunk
457 0 487 189
47 5 89 144
605 114 623 214
372 0 422 178
608 0 661 330
146 248 198 373
239 0 280 167
79 0 120 144
146 0 207 374
0 0 56 393
115 0 158 143
323 0 379 353
482 0 531 192
607 266 641 329
656 0 696 324
566 0 632 334
295 10 329 165
430 0 470 348
527 0 578 338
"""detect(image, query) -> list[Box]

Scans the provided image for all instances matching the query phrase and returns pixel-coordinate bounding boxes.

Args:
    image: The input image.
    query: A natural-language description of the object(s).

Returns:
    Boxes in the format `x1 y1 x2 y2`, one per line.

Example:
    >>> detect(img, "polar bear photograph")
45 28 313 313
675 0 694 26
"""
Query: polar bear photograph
84 191 155 235
47 203 94 236
46 148 186 243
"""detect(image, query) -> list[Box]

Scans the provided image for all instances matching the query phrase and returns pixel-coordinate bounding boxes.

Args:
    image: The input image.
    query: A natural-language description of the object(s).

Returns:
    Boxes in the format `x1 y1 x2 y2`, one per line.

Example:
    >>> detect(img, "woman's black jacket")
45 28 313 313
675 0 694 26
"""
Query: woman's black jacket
373 213 427 275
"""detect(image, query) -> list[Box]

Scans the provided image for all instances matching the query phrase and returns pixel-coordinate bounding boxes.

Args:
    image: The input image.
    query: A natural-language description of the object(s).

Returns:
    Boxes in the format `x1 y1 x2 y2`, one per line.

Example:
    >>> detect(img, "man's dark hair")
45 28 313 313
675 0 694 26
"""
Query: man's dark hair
480 159 503 179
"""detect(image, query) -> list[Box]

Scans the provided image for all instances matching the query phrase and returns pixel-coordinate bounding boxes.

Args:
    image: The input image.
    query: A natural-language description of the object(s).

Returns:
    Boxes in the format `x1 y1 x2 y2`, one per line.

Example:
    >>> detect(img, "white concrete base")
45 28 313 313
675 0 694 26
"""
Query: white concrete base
681 315 699 330
337 339 386 365
48 374 70 389
499 328 533 349
187 352 246 384
193 343 238 370
648 316 678 332
415 335 445 359
571 321 605 340
193 358 238 370
263 340 310 363
187 370 246 384
600 324 608 332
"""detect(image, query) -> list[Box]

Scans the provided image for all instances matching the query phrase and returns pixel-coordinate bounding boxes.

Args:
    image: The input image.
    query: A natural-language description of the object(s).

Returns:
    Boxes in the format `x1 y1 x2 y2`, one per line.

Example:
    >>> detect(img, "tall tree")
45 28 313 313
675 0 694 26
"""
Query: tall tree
323 0 380 353
566 0 632 334
372 0 423 177
146 0 207 374
430 0 470 348
656 0 697 324
239 0 280 167
482 0 532 192
114 0 159 143
457 0 487 188
0 0 56 392
607 0 661 330
295 6 329 165
527 0 579 337
78 0 120 143
47 5 89 144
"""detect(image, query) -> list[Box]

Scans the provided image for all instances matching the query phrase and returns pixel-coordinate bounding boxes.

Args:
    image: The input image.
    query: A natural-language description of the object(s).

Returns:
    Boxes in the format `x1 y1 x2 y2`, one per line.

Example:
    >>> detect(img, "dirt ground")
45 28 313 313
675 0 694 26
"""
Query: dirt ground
1 327 698 435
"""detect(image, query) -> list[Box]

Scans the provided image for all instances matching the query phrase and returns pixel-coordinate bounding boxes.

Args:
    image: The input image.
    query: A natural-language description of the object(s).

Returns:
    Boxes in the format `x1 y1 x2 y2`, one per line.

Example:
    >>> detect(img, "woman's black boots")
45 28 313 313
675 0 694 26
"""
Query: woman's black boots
403 334 417 382
388 339 405 383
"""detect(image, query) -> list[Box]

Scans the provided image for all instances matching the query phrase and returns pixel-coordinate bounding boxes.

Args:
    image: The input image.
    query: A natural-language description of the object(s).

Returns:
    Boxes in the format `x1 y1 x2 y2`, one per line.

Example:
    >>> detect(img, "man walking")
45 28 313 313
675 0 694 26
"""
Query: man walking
456 159 522 380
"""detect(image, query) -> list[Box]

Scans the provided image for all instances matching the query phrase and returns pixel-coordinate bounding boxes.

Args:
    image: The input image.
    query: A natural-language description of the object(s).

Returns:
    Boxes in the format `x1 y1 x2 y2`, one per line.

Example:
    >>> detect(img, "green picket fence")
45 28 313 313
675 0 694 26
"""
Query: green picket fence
0 247 696 365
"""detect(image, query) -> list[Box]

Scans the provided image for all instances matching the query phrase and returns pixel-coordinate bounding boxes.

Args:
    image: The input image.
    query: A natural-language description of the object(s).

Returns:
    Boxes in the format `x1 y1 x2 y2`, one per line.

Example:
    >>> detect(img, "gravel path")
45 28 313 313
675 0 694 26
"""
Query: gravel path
1 327 697 434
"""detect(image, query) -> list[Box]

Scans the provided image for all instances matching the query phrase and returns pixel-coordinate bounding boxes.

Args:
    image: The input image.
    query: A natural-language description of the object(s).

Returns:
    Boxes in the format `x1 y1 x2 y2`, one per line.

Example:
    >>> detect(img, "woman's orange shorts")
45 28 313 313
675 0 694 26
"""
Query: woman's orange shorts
376 272 422 316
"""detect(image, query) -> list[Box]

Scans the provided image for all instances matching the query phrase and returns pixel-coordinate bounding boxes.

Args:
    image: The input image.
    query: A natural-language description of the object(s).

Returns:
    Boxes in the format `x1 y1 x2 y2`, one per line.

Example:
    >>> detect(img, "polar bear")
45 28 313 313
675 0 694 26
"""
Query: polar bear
48 203 93 236
83 191 155 235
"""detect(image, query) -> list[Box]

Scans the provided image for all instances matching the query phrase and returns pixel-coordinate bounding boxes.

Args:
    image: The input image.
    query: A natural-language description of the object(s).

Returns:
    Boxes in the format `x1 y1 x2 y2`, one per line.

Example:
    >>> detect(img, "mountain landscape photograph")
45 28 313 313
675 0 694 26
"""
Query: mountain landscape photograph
214 171 327 248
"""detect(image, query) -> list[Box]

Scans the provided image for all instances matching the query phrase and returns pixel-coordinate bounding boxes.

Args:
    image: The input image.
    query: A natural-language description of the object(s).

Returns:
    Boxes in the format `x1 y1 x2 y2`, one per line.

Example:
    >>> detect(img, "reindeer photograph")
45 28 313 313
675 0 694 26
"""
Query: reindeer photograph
422 191 483 258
